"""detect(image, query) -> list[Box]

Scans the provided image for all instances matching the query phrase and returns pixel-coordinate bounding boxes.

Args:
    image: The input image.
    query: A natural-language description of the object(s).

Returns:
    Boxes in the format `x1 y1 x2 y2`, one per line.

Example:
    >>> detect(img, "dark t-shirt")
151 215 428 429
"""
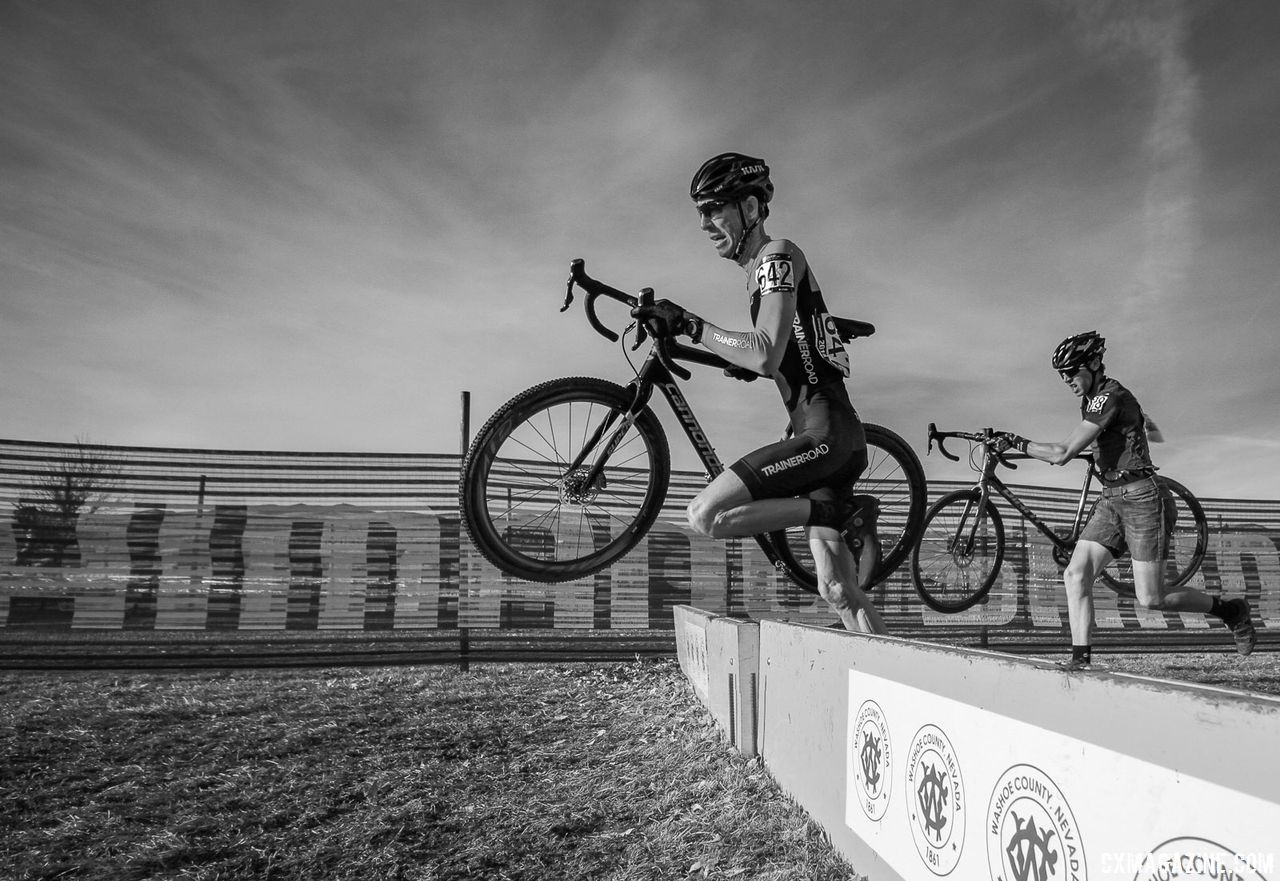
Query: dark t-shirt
1081 377 1153 477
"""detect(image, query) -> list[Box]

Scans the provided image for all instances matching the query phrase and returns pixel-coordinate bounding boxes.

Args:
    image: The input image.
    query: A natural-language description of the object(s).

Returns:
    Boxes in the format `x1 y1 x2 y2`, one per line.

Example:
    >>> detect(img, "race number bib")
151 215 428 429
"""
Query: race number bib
816 314 850 376
755 254 795 296
1086 394 1109 414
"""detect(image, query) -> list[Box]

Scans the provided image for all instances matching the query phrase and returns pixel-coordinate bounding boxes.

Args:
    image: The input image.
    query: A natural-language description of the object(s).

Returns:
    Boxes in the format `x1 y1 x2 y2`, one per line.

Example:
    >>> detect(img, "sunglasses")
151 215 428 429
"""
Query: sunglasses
1059 369 1081 382
695 199 730 219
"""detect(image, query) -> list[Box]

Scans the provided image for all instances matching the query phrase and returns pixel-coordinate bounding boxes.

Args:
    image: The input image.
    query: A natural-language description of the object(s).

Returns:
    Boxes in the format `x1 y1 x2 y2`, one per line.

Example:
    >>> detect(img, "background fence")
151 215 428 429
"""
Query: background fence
2 438 1277 647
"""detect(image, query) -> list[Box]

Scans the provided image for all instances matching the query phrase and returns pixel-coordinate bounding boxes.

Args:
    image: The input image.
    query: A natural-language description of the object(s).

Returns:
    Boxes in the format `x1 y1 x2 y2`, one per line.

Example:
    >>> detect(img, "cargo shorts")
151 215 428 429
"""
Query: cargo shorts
1080 476 1174 563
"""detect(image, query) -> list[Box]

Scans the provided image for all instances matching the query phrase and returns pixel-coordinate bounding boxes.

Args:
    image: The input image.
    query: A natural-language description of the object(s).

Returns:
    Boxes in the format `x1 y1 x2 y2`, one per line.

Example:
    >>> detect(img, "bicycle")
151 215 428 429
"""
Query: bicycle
457 258 927 593
908 423 1209 613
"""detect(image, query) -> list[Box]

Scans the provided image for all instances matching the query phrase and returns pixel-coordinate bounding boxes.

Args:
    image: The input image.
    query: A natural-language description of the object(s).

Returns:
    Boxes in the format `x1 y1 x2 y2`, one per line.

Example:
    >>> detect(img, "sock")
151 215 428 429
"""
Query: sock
1209 597 1231 621
1072 645 1092 664
807 498 853 529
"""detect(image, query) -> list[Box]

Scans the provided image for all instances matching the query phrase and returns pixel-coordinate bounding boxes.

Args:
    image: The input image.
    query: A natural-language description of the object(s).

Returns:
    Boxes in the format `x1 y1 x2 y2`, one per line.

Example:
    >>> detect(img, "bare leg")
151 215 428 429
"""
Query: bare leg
686 470 810 538
687 470 885 632
1062 540 1112 647
1135 559 1211 613
810 529 887 634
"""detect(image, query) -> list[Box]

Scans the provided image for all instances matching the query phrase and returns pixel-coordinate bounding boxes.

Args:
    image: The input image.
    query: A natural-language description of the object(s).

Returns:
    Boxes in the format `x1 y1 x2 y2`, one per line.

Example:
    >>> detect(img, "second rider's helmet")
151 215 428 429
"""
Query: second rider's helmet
1051 331 1106 373
690 153 774 217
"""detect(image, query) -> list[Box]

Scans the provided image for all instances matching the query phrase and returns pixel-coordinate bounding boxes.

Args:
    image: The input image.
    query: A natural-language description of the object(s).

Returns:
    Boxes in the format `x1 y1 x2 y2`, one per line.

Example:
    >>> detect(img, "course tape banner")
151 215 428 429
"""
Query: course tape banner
1 499 1278 632
2 431 1278 633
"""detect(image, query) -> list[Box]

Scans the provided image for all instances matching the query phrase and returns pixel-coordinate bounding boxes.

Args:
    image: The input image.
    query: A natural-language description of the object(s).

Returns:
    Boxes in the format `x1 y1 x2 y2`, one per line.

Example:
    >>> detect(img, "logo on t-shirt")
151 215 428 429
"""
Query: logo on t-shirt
1086 394 1109 414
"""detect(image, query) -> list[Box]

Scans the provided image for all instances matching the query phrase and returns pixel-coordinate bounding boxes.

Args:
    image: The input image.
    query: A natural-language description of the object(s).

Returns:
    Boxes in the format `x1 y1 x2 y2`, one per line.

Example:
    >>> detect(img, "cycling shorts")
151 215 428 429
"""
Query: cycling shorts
1080 476 1175 562
729 384 867 502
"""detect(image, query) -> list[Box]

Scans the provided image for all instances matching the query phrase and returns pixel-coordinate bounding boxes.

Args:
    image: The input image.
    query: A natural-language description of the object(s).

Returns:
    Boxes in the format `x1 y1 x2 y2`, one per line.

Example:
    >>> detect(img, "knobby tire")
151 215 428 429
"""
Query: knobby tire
458 377 670 583
910 489 1007 613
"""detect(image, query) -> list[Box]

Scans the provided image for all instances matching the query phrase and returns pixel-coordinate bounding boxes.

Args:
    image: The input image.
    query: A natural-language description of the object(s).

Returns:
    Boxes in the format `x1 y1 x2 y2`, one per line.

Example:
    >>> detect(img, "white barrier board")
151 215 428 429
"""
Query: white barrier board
845 669 1278 880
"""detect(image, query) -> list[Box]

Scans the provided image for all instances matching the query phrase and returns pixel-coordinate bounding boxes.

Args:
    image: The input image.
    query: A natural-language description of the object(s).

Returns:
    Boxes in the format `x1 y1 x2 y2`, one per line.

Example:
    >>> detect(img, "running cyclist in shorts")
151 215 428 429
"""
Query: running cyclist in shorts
995 331 1256 669
633 153 886 634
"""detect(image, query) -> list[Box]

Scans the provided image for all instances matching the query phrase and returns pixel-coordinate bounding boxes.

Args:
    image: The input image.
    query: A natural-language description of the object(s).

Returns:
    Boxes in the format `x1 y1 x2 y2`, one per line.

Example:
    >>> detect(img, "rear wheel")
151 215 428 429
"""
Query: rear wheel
1099 476 1210 596
458 377 670 583
910 489 1006 613
772 423 928 592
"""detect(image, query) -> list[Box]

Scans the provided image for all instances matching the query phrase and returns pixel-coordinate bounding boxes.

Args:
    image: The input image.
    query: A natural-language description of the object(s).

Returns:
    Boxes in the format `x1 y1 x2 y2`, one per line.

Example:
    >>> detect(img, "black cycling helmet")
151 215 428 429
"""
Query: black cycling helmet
1052 331 1106 372
690 152 773 216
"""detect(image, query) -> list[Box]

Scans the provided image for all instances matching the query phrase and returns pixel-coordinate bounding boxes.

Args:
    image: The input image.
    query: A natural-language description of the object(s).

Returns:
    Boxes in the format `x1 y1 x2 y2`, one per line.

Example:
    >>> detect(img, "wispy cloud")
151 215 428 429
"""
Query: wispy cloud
1054 1 1200 343
2 0 1277 497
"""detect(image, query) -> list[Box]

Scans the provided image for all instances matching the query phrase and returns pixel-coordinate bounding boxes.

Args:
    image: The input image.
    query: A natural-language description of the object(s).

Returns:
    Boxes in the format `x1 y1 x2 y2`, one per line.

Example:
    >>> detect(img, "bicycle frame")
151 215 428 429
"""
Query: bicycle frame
568 339 802 574
962 451 1097 560
556 257 913 593
560 257 829 579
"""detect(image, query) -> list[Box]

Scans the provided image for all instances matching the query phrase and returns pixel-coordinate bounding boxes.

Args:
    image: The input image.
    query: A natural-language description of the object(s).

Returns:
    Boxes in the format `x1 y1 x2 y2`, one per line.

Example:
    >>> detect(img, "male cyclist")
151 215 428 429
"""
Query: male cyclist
996 331 1255 668
634 153 886 634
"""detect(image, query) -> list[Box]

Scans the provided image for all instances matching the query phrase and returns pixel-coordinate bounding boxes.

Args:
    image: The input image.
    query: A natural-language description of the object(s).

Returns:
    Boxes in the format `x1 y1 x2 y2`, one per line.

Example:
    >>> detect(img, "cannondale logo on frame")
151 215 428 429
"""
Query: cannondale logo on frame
987 764 1085 881
906 724 966 875
851 700 891 821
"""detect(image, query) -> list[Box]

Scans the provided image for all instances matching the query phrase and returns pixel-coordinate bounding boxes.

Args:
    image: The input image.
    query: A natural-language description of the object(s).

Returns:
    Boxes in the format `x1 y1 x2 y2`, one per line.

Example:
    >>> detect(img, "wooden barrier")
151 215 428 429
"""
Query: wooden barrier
672 608 1280 880
674 606 760 756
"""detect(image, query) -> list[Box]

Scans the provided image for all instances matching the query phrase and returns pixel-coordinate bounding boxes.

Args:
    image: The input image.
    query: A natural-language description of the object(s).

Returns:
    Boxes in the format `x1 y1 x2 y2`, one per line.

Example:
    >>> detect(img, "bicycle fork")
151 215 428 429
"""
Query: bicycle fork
559 379 654 503
949 492 988 559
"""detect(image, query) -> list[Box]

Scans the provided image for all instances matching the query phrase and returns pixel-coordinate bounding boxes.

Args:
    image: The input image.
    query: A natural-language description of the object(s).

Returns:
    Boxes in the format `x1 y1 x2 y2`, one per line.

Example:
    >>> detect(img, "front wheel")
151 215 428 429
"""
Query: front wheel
910 489 1006 613
772 423 928 592
1098 476 1210 596
458 377 671 583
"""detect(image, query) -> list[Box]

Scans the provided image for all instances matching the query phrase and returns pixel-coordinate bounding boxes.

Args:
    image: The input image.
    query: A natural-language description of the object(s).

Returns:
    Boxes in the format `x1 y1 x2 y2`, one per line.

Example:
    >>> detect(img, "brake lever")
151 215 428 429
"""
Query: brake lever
996 450 1019 470
659 344 692 381
632 320 648 351
561 269 576 312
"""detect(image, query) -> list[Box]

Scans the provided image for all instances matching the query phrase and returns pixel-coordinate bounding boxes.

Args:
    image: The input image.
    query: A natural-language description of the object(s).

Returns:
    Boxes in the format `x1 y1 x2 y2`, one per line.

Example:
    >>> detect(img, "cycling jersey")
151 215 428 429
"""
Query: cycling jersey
1081 377 1154 481
746 240 850 414
719 239 865 501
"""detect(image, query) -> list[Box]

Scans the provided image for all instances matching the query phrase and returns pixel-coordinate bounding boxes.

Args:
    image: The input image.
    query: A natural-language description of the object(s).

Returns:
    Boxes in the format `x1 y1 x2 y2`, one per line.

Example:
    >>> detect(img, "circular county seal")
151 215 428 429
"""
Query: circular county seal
1131 837 1269 881
851 699 892 821
905 723 966 875
987 764 1085 881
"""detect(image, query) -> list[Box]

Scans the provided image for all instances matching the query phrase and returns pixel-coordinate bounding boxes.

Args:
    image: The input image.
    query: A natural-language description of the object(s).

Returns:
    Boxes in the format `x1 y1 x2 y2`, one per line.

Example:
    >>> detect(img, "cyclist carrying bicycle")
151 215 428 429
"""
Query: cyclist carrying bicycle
633 153 886 634
995 331 1255 668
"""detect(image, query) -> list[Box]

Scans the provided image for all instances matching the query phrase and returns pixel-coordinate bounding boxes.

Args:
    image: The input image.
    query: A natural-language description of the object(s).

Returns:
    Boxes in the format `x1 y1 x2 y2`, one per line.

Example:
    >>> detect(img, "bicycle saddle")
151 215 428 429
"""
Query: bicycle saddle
832 317 875 341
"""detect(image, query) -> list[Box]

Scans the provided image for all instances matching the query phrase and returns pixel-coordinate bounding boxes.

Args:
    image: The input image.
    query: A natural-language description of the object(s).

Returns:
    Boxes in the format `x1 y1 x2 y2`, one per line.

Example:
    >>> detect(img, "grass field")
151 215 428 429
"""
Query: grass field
1 658 863 881
3 651 1277 881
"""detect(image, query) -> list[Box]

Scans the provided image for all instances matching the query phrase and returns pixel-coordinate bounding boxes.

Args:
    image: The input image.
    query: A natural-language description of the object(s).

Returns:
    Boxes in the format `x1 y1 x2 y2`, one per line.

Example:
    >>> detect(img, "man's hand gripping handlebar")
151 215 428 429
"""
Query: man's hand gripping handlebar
563 257 879 384
926 423 1023 471
562 258 729 381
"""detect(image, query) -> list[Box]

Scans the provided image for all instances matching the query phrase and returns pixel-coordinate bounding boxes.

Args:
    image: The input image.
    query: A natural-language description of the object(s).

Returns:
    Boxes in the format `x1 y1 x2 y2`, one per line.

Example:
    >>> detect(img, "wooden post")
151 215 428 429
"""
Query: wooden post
460 391 471 455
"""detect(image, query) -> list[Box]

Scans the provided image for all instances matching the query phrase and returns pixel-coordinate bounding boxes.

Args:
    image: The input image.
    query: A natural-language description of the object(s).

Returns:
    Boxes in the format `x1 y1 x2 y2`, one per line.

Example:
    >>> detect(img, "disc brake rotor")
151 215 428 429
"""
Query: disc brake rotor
558 467 606 506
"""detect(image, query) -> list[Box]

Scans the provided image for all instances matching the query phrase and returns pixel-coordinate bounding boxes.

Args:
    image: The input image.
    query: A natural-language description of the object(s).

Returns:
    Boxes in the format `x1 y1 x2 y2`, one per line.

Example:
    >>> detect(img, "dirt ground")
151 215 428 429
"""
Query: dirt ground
1054 649 1280 697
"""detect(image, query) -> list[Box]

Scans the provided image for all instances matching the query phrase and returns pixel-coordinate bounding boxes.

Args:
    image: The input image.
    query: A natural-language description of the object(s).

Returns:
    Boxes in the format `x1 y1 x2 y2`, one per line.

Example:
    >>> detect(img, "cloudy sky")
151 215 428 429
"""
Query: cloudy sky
3 0 1278 500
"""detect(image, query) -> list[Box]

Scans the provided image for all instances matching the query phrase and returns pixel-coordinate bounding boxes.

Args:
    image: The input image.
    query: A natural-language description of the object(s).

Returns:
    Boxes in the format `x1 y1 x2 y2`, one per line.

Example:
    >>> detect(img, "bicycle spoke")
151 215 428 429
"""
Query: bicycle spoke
467 384 667 572
911 491 1003 613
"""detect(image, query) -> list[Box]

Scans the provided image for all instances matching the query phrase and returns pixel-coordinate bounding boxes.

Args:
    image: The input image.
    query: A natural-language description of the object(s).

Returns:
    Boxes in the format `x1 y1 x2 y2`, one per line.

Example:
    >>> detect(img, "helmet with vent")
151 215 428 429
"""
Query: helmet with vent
690 153 773 215
1051 331 1106 372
